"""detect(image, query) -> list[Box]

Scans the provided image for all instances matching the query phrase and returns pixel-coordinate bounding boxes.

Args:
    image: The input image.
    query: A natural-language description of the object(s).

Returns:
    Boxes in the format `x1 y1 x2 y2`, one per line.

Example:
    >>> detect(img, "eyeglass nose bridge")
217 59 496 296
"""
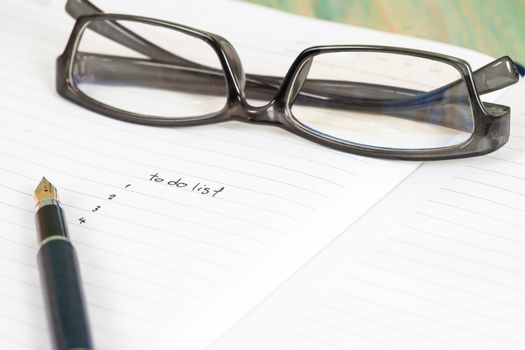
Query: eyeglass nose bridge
232 57 314 126
214 37 284 125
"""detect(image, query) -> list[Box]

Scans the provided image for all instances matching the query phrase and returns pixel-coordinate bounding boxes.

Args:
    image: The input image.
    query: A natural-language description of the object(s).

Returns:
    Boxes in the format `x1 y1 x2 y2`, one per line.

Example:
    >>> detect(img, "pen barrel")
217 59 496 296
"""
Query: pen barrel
37 239 93 350
35 204 69 242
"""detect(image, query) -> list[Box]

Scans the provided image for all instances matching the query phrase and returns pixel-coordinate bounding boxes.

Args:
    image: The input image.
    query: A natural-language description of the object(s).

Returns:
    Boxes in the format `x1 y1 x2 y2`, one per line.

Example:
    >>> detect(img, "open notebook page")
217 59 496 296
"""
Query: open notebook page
209 80 525 350
0 1 501 349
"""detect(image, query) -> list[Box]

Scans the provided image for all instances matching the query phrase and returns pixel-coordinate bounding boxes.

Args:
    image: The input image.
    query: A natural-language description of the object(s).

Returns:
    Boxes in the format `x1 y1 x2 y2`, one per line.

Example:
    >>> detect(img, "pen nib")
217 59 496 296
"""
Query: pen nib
34 177 58 202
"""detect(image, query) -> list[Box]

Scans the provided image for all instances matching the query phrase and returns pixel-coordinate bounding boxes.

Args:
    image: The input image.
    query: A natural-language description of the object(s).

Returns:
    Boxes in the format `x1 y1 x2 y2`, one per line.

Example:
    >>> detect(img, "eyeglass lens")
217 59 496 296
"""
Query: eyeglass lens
72 19 229 118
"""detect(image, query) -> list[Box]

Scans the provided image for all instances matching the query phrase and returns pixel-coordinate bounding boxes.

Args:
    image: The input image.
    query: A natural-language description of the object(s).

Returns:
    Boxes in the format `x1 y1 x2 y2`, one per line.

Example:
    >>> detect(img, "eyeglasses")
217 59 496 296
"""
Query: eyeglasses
56 0 520 160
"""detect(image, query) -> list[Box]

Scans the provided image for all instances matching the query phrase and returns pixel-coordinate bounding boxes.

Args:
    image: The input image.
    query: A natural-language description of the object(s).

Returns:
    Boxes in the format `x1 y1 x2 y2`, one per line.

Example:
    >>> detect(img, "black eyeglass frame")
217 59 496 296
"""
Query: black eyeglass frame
57 10 518 160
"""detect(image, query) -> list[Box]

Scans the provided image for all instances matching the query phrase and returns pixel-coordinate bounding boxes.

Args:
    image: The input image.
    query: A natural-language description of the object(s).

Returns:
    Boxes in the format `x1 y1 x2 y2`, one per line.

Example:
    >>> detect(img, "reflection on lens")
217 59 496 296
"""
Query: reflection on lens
72 19 228 118
290 51 474 150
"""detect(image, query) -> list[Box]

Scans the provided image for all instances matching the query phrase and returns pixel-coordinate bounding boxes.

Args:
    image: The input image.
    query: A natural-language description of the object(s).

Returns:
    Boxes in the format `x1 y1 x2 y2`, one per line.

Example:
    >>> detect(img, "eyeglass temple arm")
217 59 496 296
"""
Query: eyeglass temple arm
66 0 518 99
67 0 518 132
65 0 197 67
74 53 518 103
74 53 515 132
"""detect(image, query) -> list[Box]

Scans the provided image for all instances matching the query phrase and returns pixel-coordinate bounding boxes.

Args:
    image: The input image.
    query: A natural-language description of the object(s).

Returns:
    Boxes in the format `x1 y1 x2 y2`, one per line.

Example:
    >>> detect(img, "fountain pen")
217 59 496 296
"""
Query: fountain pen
34 177 93 350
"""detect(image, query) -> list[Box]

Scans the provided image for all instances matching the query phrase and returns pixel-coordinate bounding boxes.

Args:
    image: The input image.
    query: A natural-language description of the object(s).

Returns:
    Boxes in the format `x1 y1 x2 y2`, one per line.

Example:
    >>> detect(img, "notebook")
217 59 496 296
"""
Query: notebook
209 79 525 350
0 1 521 349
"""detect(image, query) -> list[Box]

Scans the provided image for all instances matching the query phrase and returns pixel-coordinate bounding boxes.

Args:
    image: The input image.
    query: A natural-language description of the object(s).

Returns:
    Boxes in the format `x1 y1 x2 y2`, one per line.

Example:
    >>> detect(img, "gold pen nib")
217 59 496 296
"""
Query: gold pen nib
34 177 58 202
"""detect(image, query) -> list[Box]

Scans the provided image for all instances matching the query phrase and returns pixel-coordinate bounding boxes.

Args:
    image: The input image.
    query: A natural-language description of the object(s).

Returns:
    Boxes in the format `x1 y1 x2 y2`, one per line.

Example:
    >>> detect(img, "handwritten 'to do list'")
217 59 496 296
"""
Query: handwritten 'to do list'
148 172 225 198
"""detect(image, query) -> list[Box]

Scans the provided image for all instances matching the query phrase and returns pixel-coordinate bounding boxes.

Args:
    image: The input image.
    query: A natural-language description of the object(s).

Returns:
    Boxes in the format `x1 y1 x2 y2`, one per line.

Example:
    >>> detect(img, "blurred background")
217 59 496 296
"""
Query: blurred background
242 0 525 64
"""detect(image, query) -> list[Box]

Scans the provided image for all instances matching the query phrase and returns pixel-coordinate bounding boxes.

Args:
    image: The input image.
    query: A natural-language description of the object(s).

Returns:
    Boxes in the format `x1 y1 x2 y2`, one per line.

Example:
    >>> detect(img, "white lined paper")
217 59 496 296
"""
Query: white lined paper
209 81 525 350
0 0 504 349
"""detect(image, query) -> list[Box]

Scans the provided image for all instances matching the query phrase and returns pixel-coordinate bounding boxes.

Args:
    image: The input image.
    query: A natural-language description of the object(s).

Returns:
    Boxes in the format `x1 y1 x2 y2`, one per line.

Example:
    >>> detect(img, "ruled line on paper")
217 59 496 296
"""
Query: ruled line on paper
83 278 187 314
0 332 33 350
0 1 441 349
181 126 369 168
485 156 525 166
0 114 334 198
3 2 64 23
67 198 275 248
324 289 525 348
60 184 285 233
0 200 241 276
1 4 442 174
0 278 152 346
0 109 341 195
5 106 345 189
387 238 525 277
282 319 408 350
63 203 258 261
402 224 525 261
0 200 32 214
505 146 525 153
439 188 525 213
0 263 186 317
0 39 56 64
0 45 356 174
0 179 279 247
278 328 349 350
0 308 149 349
343 274 525 327
69 222 238 273
374 250 525 294
0 186 257 262
203 85 525 350
0 55 370 194
426 199 525 229
73 240 222 287
79 261 206 303
0 291 41 312
0 191 237 274
3 3 454 96
0 266 184 318
313 301 470 350
330 290 516 342
1 292 151 345
413 211 525 245
0 67 366 175
0 148 300 222
0 48 442 174
0 74 358 183
465 164 525 181
0 96 332 207
0 21 365 175
361 262 525 311
0 236 207 305
0 200 238 274
0 225 222 289
453 175 525 196
0 261 192 332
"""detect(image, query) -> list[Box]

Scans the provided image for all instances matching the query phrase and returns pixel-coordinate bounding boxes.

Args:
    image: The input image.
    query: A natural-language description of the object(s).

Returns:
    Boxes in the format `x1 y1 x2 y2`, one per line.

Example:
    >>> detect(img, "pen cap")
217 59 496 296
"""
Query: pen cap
35 204 69 242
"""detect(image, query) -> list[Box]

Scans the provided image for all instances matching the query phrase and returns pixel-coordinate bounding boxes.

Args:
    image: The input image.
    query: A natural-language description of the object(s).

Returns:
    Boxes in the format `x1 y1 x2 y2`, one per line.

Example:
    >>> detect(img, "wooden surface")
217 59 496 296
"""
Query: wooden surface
242 0 525 64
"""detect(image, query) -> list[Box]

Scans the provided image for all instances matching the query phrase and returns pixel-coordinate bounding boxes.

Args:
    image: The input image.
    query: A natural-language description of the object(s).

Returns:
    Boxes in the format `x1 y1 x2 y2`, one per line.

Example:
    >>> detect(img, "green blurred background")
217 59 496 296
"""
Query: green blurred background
242 0 525 64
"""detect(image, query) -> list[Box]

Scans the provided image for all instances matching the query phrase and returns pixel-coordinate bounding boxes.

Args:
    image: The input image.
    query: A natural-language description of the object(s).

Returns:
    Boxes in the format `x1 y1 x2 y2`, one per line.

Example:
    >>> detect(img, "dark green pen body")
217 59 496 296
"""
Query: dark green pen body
36 204 93 350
